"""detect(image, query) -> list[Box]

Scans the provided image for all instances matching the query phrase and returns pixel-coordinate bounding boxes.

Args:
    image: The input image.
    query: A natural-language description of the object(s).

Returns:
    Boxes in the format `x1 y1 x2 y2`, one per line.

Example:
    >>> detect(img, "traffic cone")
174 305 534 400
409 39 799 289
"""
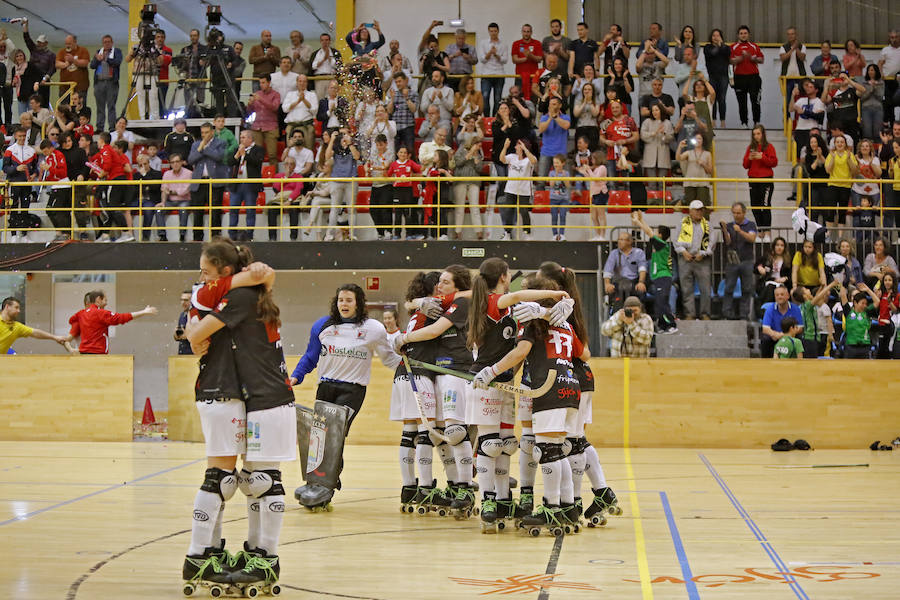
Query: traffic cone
141 397 156 425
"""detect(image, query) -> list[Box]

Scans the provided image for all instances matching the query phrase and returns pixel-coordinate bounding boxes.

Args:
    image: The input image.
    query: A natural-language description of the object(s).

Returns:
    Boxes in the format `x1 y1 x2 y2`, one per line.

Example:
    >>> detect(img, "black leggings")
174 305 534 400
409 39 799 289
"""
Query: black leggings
316 380 367 430
749 182 774 229
733 73 762 125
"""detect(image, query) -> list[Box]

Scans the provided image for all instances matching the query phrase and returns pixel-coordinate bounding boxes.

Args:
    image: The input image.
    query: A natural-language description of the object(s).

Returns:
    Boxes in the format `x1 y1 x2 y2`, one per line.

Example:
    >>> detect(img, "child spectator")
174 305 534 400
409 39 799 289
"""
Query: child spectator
791 281 839 358
633 211 677 333
385 146 422 240
773 317 804 358
145 141 162 171
577 150 608 241
73 113 93 141
265 157 304 241
568 135 591 191
424 149 452 239
547 154 570 241
855 196 877 246
872 271 899 359
838 283 879 358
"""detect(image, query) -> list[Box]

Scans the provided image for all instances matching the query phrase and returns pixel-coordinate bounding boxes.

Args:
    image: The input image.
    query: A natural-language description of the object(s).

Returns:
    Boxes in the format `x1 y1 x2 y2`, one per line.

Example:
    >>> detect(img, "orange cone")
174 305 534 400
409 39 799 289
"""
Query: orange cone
142 397 156 425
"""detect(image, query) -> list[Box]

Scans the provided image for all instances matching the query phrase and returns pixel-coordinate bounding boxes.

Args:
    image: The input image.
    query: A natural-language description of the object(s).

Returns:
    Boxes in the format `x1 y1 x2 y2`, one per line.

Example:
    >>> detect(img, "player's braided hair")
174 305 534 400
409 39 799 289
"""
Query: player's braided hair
201 237 281 327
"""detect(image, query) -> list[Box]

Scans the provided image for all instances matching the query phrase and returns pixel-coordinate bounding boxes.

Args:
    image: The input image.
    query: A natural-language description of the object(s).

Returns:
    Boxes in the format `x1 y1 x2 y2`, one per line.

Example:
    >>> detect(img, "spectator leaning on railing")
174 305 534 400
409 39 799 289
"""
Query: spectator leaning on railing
600 296 654 358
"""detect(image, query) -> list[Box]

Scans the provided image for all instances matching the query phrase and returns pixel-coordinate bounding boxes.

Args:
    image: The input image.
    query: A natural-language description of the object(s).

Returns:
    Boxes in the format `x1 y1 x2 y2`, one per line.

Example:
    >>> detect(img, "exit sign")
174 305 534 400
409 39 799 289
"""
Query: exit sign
366 276 380 291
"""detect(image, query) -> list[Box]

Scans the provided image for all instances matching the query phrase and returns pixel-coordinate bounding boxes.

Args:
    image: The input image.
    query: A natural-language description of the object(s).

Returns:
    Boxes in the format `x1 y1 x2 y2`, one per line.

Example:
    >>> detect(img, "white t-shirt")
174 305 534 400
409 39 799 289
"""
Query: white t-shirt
314 318 401 386
880 44 900 77
504 154 533 197
852 156 881 196
784 44 807 76
287 146 314 174
793 97 825 130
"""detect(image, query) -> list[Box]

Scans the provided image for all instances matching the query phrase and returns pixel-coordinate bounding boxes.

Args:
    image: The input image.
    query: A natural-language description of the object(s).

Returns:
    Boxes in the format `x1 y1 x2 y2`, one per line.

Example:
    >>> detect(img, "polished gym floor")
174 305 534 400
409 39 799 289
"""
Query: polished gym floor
1 442 897 599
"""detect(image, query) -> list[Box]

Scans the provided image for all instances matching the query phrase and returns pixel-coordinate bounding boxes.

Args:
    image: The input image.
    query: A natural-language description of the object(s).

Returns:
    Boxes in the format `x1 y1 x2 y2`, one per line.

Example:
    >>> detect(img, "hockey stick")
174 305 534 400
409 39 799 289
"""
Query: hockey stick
401 355 449 442
407 358 556 398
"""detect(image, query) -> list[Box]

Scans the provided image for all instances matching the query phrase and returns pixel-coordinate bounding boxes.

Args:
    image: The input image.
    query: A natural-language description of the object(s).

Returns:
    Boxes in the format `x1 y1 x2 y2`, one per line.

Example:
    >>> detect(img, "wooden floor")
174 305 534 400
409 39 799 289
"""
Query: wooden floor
1 442 898 600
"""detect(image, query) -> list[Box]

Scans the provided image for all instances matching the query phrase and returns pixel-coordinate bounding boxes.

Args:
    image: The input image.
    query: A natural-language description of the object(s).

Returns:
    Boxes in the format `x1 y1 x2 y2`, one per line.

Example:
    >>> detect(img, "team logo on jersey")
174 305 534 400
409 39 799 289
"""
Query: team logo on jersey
503 325 515 339
356 329 368 339
446 305 456 314
216 298 228 311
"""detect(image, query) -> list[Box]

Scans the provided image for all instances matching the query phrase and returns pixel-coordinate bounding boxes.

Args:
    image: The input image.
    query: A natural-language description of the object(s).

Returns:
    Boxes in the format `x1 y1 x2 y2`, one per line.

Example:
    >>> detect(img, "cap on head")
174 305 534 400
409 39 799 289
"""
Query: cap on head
689 200 704 210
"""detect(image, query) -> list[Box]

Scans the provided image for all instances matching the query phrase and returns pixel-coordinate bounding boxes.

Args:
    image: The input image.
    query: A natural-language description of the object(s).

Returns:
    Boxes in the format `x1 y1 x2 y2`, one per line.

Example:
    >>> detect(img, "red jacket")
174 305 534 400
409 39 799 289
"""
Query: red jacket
385 159 421 187
95 144 127 180
68 304 134 354
42 149 67 182
743 144 778 178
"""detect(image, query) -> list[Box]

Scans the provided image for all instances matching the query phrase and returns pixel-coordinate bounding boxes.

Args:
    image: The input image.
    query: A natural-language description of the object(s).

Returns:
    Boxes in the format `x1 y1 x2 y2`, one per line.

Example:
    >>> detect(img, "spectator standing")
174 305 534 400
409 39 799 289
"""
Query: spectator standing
132 153 162 241
838 284 878 358
672 46 704 98
760 285 803 357
188 122 228 241
640 102 674 189
823 71 865 142
636 22 669 59
851 139 882 228
3 127 36 243
802 133 829 222
228 130 265 241
452 131 484 240
810 40 838 88
57 132 91 240
163 118 194 166
246 74 280 167
175 290 192 355
317 79 349 133
791 79 826 152
600 296 654 358
743 125 778 235
824 135 858 230
604 58 633 111
366 134 395 240
547 154 570 241
572 81 600 150
603 231 648 309
386 72 418 152
453 75 483 121
567 22 599 79
755 236 792 307
600 101 639 188
877 30 900 124
89 35 122 132
674 26 698 64
379 39 413 74
21 21 54 107
674 200 714 320
599 24 629 74
843 39 867 77
864 238 899 285
265 157 303 240
836 238 863 287
212 114 237 164
511 24 543 101
498 137 536 240
156 153 192 242
792 282 840 358
324 131 360 241
419 70 454 124
385 146 423 239
418 126 453 173
703 29 730 128
0 38 16 129
792 240 827 291
155 31 173 111
271 56 296 133
532 56 569 107
859 65 884 142
478 23 508 116
282 74 317 149
286 30 313 76
577 151 608 240
542 19 570 64
633 212 677 332
719 202 758 320
537 96 570 185
38 139 70 241
635 40 669 101
446 29 478 92
248 30 280 92
730 25 764 129
177 30 207 115
346 22 385 57
417 23 450 93
779 27 807 110
638 78 675 121
311 34 342 99
55 35 89 98
773 317 804 358
871 271 899 358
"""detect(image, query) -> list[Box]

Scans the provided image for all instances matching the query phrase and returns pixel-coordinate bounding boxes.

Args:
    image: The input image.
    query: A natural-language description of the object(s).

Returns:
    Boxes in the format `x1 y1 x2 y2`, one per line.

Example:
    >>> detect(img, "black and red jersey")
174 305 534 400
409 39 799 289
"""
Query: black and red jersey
470 293 517 381
396 309 437 379
435 295 473 372
518 322 584 412
573 356 594 393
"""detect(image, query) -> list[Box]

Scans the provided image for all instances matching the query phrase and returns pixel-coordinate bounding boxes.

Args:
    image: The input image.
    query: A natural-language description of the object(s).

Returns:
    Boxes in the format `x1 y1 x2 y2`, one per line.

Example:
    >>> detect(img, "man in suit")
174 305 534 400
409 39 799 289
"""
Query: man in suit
316 80 349 133
228 129 265 241
188 122 228 241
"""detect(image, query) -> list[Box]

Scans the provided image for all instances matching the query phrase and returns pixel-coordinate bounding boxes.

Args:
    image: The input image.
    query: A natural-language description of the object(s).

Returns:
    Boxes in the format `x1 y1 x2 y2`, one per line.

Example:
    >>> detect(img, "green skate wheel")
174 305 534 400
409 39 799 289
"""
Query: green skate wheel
528 527 540 537
182 583 195 596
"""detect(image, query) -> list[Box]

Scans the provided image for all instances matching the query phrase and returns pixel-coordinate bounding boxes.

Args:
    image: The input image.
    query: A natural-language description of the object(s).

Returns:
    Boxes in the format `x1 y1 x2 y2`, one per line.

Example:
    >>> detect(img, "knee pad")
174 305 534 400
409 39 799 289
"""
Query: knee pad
415 431 435 447
562 437 575 457
519 434 535 457
570 436 589 455
444 423 468 446
400 430 416 449
428 426 446 447
501 436 518 456
240 469 285 499
201 467 238 501
533 442 566 465
477 433 504 458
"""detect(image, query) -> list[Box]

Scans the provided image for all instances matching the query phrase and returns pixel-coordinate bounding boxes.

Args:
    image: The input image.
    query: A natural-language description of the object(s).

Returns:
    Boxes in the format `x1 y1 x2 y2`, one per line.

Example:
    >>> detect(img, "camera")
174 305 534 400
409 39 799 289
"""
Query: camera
623 308 633 318
175 327 184 337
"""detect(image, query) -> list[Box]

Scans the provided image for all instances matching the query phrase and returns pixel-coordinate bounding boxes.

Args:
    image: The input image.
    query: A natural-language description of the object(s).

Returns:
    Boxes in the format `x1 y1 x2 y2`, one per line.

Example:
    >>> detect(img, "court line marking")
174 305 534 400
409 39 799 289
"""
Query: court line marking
0 457 204 527
536 533 565 600
699 453 810 600
659 491 700 600
623 357 654 600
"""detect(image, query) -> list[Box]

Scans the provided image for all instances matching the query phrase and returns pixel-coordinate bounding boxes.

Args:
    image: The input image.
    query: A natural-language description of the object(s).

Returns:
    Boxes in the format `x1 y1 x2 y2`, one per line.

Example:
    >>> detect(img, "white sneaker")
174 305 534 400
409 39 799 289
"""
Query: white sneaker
522 233 533 241
559 234 566 241
19 234 32 244
499 232 511 241
115 233 135 243
323 234 334 241
96 233 111 243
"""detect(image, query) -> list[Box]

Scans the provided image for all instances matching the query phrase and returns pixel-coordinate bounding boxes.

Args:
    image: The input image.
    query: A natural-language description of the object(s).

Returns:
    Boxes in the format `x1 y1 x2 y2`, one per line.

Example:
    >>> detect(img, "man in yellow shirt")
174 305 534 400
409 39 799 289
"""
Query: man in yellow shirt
1 297 68 354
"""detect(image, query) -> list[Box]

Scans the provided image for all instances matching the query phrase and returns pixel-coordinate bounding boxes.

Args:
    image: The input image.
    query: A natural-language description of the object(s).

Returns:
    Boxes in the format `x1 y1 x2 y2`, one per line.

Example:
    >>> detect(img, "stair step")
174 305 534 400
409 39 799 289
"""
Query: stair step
674 320 750 336
656 334 749 348
656 346 751 358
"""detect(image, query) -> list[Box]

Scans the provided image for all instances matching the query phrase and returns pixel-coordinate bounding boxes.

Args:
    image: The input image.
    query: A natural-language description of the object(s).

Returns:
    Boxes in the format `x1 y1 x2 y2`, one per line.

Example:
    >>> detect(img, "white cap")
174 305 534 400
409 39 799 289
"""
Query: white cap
35 34 48 44
689 200 704 210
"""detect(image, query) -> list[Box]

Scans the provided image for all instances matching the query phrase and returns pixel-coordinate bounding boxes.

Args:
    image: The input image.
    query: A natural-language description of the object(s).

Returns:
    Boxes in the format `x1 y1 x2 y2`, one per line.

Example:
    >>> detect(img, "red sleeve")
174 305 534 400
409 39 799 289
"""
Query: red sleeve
52 153 67 180
410 161 422 173
729 43 737 58
754 45 764 59
68 311 81 337
100 309 134 326
437 292 457 309
385 162 397 177
742 146 751 170
486 293 508 321
533 43 544 59
763 144 778 168
195 275 234 311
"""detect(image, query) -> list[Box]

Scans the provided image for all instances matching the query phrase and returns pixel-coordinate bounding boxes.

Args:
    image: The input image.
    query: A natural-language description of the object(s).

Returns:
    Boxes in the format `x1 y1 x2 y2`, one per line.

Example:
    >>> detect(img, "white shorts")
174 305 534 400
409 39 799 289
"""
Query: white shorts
197 398 247 457
390 374 436 421
574 392 592 436
533 407 578 435
465 382 515 426
435 374 467 422
246 404 298 462
518 394 532 423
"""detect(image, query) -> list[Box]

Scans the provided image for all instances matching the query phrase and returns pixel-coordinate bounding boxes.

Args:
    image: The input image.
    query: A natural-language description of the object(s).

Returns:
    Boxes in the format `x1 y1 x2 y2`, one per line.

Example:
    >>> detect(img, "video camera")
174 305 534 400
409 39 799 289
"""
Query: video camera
136 3 160 54
205 5 224 50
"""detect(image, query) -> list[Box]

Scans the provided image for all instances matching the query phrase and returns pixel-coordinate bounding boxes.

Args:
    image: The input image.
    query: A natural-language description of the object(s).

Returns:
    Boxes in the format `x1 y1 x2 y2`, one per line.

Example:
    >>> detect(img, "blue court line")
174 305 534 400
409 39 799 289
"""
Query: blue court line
699 454 810 600
659 491 700 600
0 458 203 527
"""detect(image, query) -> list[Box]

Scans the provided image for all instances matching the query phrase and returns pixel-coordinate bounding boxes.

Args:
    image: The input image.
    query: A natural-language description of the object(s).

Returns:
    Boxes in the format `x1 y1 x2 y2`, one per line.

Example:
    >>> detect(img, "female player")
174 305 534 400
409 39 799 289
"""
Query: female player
392 265 476 514
474 277 587 535
290 283 401 505
466 258 569 529
183 239 295 595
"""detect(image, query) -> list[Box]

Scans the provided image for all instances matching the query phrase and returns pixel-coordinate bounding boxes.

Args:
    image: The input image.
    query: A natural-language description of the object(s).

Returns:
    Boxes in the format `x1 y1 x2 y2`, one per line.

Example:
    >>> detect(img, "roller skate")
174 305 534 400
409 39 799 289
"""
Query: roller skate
479 492 499 534
450 483 477 519
182 545 234 597
413 479 452 516
584 487 620 527
229 547 281 597
495 498 529 531
295 483 334 512
399 482 418 514
560 502 582 534
518 486 534 515
227 541 256 572
519 503 565 537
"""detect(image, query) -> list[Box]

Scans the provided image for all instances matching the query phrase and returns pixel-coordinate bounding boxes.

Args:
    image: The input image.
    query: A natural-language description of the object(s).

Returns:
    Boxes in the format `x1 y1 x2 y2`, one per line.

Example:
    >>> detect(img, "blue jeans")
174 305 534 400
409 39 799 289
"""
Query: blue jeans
154 197 190 239
229 183 259 239
481 76 505 117
93 79 119 132
723 259 755 319
860 105 882 141
550 196 569 235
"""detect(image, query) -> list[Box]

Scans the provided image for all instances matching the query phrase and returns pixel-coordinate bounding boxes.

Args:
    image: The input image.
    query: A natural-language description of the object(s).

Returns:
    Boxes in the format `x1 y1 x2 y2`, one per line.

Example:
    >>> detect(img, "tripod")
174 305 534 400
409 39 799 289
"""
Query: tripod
122 47 160 120
200 46 243 119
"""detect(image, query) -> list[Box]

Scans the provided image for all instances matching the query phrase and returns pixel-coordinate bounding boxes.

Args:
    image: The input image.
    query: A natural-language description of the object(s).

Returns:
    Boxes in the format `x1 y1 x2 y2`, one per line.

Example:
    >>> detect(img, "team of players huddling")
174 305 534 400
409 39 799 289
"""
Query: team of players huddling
181 239 619 596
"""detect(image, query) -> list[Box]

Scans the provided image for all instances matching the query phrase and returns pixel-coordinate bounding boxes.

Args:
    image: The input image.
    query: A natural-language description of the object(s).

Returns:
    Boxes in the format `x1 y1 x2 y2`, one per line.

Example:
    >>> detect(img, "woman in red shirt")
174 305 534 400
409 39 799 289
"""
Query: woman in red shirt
872 271 899 359
742 125 778 238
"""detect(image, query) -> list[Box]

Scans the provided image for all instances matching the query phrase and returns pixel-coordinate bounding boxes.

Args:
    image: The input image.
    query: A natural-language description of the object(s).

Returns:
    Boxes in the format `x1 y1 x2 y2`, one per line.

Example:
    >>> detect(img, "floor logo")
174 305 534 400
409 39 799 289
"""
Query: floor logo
450 573 601 594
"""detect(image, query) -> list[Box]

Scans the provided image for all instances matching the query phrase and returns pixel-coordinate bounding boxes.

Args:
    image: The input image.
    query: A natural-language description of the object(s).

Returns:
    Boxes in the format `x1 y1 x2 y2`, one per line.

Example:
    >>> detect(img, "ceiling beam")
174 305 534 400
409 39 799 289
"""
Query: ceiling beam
1 0 74 35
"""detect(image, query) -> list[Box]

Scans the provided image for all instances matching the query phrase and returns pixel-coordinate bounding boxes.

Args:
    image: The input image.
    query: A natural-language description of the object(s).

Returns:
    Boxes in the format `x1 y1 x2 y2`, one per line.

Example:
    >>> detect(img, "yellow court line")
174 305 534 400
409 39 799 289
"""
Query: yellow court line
623 358 654 600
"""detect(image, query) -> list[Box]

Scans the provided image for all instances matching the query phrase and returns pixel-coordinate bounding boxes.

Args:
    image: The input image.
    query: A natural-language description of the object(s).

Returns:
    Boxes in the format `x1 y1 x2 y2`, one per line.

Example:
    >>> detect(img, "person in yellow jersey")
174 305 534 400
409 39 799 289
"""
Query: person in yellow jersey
1 297 69 354
824 134 858 232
